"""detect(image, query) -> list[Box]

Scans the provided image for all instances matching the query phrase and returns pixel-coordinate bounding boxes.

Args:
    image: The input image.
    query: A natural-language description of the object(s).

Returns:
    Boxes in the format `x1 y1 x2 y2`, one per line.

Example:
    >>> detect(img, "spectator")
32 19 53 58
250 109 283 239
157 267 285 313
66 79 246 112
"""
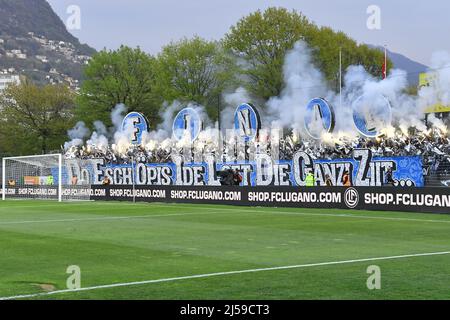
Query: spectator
325 174 333 186
305 170 315 187
46 175 54 186
385 168 395 186
102 176 111 186
342 171 351 187
232 169 243 186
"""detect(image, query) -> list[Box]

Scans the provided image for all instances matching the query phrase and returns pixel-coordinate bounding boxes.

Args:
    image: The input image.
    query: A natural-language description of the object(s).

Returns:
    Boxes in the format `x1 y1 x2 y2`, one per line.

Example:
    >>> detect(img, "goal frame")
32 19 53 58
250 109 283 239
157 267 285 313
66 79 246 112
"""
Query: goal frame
2 154 63 202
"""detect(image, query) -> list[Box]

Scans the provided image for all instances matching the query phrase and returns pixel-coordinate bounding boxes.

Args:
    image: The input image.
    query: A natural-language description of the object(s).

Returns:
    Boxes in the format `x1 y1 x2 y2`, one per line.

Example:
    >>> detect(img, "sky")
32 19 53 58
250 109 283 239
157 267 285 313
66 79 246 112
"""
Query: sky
46 0 449 65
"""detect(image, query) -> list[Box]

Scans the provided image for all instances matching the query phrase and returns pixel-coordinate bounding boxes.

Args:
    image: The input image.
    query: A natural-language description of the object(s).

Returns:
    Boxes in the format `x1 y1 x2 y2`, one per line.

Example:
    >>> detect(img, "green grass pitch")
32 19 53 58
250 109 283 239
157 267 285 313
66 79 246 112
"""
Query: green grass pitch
1 200 450 300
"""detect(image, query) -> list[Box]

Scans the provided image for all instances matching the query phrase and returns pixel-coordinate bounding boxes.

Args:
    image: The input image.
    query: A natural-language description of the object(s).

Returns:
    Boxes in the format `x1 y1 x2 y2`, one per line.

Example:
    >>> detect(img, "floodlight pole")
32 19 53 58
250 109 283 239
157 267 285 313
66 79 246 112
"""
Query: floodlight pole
132 156 136 204
339 47 342 110
218 95 222 158
58 154 62 202
2 157 5 201
217 95 221 132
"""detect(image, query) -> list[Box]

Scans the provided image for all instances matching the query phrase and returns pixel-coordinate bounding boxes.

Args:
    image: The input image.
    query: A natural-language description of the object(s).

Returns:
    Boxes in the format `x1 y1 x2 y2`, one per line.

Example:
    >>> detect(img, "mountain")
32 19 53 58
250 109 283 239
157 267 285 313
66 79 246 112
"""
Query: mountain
369 45 428 86
0 0 96 88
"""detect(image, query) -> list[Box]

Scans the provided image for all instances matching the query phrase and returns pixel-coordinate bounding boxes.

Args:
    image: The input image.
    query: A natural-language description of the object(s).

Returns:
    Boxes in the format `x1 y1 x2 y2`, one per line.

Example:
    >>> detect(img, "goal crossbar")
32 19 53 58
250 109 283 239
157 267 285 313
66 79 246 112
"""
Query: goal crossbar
2 154 63 202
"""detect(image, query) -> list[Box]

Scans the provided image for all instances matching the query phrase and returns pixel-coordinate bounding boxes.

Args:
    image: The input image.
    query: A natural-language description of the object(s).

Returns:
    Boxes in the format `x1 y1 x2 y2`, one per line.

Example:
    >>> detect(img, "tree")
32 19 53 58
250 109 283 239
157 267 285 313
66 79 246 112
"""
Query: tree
224 7 315 100
0 80 75 155
306 28 391 91
224 7 392 101
77 46 159 126
154 36 236 120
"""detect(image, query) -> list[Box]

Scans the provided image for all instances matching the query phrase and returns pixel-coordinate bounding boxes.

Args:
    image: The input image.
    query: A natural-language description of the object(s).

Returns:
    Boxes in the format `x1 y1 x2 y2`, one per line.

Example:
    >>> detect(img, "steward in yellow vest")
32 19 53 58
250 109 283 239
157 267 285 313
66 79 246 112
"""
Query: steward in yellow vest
305 172 315 187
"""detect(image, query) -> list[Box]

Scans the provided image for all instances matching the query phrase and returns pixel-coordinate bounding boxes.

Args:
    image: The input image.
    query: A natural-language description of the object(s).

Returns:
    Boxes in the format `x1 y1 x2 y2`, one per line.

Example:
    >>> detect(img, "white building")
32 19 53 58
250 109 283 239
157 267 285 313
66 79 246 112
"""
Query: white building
35 55 48 63
0 75 20 91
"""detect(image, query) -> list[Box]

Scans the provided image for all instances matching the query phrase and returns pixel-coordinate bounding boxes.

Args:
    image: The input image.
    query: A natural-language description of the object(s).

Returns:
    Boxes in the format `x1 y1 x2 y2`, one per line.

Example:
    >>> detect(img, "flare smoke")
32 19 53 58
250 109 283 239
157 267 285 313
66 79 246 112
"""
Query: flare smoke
64 41 449 162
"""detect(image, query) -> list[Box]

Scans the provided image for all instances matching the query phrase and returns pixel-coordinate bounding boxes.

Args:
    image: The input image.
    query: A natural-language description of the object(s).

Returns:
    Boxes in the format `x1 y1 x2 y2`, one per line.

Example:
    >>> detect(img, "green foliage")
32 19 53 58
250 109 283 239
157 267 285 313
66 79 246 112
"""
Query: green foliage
76 46 160 126
0 6 398 156
224 7 392 101
155 36 236 120
0 80 75 154
224 7 315 100
72 7 393 131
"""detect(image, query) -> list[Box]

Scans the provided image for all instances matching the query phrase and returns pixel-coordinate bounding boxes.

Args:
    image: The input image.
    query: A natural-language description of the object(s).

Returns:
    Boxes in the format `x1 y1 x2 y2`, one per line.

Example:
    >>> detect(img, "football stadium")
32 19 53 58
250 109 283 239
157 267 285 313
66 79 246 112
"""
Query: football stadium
0 0 449 306
1 93 449 301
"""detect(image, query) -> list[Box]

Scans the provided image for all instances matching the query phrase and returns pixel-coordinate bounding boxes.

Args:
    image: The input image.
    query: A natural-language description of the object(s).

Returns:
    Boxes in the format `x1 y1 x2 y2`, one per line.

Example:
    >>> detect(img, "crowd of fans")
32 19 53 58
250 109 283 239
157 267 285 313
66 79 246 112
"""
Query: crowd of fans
63 127 450 181
279 128 450 178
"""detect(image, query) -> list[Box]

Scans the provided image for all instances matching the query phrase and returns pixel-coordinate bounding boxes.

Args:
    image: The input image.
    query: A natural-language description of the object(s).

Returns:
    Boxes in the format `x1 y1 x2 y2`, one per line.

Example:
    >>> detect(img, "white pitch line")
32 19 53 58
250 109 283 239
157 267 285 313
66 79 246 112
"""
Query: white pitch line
0 212 213 225
1 250 450 300
244 209 450 224
158 204 450 224
124 203 450 224
2 202 450 225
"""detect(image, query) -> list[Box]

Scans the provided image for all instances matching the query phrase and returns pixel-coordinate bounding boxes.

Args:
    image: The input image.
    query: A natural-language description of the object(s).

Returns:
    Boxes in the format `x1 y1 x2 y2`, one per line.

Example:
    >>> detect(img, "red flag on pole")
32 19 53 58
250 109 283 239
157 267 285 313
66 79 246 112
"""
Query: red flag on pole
382 46 387 79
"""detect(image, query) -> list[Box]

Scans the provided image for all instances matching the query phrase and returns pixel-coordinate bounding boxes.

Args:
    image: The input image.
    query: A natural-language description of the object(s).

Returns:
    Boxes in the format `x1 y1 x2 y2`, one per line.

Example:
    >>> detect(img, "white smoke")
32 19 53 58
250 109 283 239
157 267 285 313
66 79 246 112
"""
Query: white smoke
257 41 449 142
86 132 109 152
142 101 213 150
221 87 251 129
112 104 132 155
420 51 450 106
64 104 128 154
64 121 90 149
64 41 450 160
111 104 127 131
85 120 110 152
93 121 108 137
267 41 328 132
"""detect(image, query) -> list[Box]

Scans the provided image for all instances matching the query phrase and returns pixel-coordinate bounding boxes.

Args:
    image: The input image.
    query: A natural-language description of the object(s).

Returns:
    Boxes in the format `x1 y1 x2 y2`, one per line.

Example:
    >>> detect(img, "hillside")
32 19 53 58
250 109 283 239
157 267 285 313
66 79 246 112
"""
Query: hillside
369 45 428 86
0 0 96 88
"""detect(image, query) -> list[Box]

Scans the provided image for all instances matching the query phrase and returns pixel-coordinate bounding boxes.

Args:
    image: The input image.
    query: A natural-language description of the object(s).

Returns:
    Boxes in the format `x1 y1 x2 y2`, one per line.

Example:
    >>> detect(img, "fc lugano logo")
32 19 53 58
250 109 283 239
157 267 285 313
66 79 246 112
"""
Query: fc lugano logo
344 188 359 209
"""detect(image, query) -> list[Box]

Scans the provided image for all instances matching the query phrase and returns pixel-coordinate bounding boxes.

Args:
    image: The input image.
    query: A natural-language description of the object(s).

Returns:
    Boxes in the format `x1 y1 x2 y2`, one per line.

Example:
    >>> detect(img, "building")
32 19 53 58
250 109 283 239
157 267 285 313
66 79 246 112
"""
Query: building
35 55 48 63
0 74 20 91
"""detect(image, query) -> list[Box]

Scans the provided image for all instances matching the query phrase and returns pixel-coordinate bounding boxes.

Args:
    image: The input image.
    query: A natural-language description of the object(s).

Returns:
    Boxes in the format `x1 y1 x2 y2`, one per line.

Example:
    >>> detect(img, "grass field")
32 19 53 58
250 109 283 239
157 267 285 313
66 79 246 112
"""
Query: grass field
1 200 450 300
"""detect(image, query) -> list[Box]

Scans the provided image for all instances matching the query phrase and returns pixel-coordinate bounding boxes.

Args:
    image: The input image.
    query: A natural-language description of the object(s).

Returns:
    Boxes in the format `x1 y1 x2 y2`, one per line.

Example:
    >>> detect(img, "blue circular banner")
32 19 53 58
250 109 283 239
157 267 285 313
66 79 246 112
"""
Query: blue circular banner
172 107 202 142
304 98 335 139
234 103 261 142
121 112 149 145
352 94 392 138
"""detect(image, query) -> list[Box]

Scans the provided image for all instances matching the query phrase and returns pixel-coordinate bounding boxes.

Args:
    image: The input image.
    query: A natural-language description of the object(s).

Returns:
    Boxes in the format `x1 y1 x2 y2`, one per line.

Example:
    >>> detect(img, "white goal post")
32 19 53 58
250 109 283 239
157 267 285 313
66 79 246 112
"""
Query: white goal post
2 154 63 202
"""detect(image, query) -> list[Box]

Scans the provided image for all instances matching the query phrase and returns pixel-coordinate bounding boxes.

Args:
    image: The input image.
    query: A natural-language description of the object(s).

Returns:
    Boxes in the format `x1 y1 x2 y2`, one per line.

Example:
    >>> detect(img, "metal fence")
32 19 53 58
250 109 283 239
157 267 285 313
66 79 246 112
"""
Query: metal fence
424 157 450 187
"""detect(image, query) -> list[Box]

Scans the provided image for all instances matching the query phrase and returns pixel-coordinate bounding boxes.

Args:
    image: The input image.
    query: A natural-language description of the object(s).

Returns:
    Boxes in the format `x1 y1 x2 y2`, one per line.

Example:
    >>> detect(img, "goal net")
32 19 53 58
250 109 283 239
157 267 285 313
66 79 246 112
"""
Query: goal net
2 154 62 201
1 154 93 202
